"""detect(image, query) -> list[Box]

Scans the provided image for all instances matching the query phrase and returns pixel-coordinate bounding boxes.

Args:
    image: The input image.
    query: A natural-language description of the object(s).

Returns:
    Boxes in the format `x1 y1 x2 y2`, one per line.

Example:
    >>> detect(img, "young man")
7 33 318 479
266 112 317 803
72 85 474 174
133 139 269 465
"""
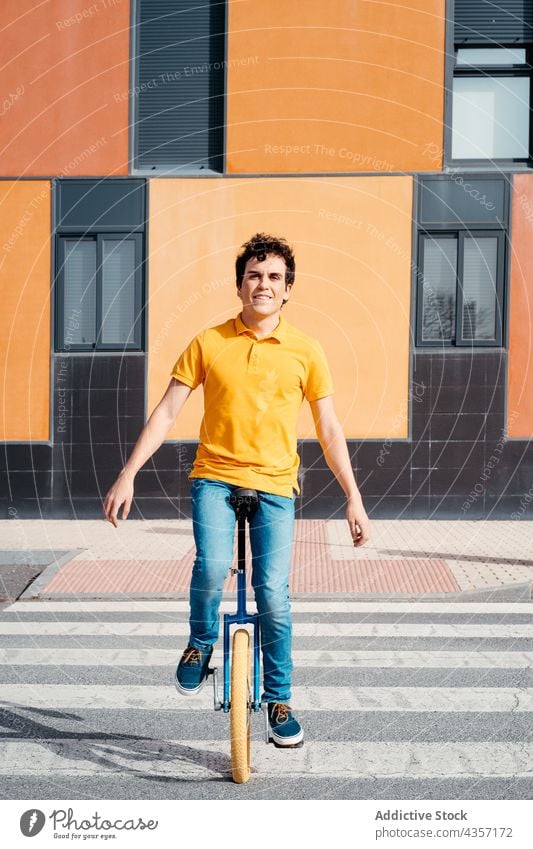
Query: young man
103 233 370 747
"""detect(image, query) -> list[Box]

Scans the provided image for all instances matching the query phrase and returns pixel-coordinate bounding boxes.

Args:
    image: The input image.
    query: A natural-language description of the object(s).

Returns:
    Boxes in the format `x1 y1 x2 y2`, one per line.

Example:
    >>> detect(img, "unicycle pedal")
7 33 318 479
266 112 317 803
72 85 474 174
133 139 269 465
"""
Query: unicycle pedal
207 666 223 711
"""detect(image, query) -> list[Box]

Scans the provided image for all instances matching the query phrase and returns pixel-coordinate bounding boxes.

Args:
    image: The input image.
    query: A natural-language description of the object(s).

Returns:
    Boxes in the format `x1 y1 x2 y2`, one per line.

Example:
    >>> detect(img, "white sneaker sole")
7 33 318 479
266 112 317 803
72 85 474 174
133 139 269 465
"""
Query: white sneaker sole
269 723 304 746
174 670 208 696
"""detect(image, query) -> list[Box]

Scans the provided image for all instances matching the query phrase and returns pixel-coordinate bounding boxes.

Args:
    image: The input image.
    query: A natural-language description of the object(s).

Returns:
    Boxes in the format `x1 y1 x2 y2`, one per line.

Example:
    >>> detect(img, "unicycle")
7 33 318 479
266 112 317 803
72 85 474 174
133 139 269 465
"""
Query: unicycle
203 489 259 783
206 487 302 784
206 488 259 783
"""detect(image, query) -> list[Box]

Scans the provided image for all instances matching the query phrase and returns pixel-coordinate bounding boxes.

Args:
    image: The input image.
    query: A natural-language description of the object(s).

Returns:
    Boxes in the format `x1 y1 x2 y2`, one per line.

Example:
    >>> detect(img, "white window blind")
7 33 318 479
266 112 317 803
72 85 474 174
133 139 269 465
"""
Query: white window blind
452 75 530 159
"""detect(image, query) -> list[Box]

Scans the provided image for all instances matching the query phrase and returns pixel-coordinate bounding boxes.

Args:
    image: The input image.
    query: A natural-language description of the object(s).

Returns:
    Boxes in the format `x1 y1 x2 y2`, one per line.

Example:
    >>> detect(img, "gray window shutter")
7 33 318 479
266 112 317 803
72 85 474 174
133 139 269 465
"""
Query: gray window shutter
462 236 498 341
135 0 225 172
421 237 458 343
454 0 533 44
101 240 137 345
63 241 97 346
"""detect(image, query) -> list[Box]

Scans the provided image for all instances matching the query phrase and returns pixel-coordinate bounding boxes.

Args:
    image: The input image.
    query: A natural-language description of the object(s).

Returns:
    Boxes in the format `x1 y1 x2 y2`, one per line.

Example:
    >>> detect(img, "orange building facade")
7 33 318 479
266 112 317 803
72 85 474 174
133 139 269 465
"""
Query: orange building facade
1 0 532 518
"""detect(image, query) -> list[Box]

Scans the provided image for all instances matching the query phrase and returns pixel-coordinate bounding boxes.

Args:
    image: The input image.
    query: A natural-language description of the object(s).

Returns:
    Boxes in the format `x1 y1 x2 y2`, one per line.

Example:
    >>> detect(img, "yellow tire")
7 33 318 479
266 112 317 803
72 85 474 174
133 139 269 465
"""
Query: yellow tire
230 628 251 784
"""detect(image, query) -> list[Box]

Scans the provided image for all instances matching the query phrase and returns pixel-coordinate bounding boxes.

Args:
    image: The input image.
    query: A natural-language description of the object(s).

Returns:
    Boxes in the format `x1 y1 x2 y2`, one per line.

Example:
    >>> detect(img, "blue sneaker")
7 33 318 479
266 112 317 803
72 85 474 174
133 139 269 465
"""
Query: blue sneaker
175 644 213 696
267 702 304 747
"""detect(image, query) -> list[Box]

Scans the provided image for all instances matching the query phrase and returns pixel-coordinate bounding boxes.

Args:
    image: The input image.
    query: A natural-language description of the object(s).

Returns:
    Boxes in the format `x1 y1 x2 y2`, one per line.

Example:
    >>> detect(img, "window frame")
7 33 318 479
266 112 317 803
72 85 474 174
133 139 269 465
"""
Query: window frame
55 232 144 352
451 45 533 166
416 229 506 348
445 28 533 169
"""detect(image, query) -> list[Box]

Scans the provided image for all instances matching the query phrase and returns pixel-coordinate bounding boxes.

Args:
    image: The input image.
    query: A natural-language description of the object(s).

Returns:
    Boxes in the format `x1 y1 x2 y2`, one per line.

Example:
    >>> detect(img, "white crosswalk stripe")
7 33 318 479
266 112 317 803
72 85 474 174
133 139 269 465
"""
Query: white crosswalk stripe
1 648 531 667
0 740 530 779
0 598 531 795
1 684 533 711
1 621 531 637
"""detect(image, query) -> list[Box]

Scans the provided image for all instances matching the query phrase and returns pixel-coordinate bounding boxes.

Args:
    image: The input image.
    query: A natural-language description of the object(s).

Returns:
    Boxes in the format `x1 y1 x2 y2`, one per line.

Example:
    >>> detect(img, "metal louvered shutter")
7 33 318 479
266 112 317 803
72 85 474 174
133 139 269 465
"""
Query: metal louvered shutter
454 0 533 44
135 0 225 173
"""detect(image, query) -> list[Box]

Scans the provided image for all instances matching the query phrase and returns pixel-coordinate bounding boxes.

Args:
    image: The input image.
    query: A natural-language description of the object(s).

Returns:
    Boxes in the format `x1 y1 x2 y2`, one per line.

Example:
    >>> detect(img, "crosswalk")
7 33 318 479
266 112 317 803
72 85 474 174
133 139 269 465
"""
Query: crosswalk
0 599 531 797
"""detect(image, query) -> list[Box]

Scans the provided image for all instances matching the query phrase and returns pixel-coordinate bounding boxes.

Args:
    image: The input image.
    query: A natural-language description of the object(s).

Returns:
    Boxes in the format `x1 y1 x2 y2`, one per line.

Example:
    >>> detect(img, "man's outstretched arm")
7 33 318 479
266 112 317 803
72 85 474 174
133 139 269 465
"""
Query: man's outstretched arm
309 395 370 547
102 378 192 527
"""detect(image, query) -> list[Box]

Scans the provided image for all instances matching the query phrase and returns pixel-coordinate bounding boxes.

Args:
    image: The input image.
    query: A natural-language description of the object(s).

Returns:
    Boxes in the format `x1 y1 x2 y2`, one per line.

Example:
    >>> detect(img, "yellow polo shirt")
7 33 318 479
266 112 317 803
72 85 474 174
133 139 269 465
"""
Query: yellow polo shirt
170 312 334 497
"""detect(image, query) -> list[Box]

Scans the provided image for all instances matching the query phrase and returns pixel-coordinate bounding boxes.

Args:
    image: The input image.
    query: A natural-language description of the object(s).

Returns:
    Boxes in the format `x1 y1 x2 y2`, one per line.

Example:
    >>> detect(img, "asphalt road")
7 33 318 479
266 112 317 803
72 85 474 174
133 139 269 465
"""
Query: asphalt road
0 599 531 800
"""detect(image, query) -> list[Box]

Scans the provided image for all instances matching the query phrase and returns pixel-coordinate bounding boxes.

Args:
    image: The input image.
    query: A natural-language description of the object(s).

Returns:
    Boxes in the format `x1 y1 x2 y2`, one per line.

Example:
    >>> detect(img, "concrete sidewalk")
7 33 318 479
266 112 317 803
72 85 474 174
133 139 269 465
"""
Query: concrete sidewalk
1 517 532 602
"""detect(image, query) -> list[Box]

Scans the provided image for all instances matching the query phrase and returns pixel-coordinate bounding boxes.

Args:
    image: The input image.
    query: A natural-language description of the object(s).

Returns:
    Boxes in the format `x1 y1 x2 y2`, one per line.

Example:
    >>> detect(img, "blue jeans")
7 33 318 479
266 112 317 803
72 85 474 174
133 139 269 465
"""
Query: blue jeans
188 477 296 703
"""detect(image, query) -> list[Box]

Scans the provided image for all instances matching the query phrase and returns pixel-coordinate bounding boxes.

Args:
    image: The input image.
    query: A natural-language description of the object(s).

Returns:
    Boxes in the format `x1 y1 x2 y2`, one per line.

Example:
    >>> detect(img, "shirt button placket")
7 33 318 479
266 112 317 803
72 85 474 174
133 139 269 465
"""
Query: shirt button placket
249 341 259 372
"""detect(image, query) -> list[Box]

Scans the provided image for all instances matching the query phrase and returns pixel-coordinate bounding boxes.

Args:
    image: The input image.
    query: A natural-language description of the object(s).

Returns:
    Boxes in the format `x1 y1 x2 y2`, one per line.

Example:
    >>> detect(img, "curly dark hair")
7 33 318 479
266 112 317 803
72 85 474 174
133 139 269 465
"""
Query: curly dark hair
235 232 296 289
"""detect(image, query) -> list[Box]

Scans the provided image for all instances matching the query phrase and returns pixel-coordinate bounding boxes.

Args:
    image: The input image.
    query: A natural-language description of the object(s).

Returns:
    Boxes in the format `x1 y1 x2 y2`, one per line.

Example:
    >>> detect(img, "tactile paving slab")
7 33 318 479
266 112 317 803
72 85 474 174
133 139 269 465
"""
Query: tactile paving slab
312 559 460 594
39 519 460 596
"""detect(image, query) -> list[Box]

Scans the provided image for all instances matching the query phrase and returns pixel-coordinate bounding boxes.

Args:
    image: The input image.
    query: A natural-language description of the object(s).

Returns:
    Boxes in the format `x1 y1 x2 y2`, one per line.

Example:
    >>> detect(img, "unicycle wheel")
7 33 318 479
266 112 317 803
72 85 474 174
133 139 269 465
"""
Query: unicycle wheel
230 628 251 784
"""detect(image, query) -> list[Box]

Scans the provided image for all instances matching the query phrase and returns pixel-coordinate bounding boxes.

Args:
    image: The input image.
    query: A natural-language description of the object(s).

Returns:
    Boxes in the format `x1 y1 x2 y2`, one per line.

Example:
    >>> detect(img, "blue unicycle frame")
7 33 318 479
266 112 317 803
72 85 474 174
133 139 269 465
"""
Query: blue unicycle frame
222 511 261 714
208 489 268 735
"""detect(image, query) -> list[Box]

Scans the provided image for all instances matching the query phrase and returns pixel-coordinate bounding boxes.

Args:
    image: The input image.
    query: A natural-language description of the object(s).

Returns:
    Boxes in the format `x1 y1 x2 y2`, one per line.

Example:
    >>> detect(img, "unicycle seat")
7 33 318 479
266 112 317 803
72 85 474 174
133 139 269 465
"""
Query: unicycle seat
229 488 259 520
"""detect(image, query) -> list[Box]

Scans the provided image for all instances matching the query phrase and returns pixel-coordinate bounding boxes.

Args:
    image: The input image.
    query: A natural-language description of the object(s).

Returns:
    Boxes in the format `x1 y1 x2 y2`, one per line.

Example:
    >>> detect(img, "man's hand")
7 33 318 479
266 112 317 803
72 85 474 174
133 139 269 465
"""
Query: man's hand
103 471 134 528
346 495 370 547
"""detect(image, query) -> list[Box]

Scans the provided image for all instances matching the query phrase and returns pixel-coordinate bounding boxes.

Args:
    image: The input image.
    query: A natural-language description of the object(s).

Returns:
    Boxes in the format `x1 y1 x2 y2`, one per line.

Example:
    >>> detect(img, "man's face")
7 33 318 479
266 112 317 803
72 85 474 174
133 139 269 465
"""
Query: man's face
237 254 292 317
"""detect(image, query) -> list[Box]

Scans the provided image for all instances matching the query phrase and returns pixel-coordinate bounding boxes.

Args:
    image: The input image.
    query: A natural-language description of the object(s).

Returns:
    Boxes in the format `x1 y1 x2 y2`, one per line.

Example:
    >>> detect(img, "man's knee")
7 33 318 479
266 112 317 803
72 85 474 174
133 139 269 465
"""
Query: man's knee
191 554 229 585
253 582 290 617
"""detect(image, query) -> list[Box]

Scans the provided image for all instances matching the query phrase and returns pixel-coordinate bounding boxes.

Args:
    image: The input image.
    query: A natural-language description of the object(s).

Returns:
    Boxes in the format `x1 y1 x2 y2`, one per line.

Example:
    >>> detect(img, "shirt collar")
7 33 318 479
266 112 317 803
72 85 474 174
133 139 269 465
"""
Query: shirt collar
234 311 286 342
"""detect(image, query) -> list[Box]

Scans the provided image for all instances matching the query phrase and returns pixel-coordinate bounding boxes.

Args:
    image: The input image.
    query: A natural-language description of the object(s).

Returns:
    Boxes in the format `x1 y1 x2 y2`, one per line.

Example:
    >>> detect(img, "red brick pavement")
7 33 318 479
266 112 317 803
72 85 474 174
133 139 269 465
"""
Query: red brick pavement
41 521 459 596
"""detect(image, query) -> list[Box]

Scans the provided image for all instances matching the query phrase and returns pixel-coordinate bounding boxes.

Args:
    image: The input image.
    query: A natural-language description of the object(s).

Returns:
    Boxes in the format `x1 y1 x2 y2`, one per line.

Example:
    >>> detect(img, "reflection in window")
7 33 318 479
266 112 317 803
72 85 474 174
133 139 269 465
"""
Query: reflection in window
462 236 498 341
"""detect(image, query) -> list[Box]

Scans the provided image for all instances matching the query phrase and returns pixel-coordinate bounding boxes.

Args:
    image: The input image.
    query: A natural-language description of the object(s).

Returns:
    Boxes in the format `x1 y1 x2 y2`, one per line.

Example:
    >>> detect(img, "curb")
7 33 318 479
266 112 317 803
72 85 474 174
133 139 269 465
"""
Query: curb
19 549 87 601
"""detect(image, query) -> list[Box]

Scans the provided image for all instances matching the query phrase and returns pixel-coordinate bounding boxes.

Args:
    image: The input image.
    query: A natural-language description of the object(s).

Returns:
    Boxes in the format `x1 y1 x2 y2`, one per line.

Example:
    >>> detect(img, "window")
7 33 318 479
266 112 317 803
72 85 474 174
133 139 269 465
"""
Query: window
417 231 504 345
450 0 533 165
56 234 143 351
416 176 508 348
133 0 226 174
55 179 146 352
451 48 532 162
